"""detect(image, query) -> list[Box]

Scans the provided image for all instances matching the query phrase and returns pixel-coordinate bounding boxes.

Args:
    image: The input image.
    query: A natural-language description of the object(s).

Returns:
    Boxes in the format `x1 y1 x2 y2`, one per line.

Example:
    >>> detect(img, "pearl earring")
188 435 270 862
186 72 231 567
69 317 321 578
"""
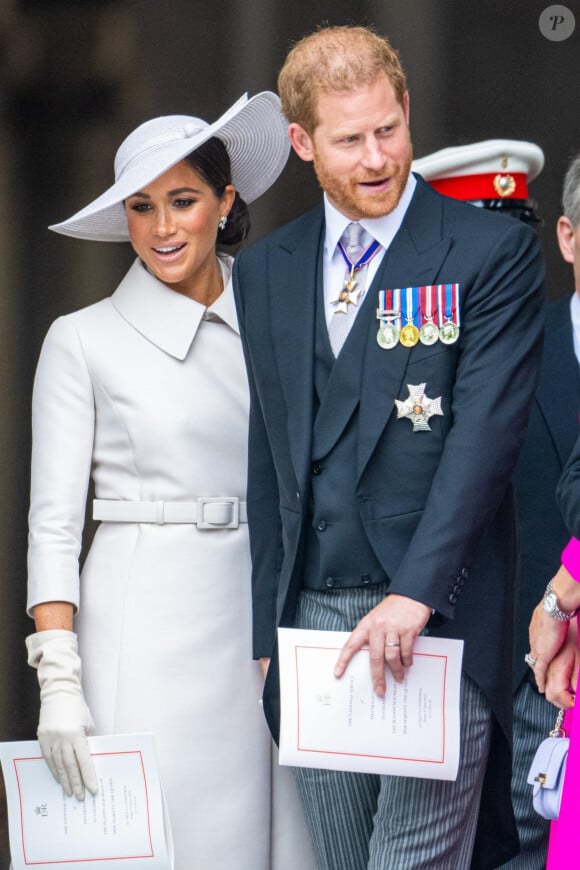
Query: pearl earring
218 216 227 231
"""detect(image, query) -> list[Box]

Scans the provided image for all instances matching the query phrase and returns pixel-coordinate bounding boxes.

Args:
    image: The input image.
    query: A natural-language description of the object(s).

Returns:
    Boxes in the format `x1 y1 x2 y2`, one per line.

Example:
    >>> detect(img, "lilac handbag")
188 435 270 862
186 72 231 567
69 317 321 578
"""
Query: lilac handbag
527 709 569 820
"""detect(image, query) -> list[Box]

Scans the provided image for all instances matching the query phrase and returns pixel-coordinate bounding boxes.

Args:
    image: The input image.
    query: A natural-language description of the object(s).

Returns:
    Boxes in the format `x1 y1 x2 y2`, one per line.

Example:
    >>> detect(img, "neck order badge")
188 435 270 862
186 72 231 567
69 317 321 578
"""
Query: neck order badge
331 223 382 314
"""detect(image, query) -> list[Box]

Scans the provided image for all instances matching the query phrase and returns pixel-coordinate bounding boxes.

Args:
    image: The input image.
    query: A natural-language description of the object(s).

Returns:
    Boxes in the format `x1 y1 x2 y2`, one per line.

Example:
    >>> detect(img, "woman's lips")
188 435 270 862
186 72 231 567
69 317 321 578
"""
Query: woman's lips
151 243 186 261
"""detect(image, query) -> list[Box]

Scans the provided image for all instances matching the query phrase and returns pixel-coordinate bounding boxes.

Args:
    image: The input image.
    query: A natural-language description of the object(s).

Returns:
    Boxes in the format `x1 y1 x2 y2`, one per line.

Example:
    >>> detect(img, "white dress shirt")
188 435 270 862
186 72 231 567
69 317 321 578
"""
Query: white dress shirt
570 292 580 364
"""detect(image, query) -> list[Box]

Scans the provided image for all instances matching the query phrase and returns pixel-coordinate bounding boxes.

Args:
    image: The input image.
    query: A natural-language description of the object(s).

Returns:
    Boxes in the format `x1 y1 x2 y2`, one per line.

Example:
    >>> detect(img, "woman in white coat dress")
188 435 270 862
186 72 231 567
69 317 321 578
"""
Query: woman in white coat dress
25 94 316 870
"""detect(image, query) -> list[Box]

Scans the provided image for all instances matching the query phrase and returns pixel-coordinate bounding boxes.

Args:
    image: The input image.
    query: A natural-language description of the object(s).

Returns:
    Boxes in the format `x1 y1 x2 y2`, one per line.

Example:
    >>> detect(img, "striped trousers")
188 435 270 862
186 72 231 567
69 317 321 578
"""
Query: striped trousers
292 585 493 870
497 678 553 869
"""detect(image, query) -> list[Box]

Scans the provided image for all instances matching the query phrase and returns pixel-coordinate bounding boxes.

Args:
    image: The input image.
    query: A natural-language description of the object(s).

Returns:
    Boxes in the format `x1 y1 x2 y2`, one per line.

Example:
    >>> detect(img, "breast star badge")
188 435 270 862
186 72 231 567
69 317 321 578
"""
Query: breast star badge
395 383 443 432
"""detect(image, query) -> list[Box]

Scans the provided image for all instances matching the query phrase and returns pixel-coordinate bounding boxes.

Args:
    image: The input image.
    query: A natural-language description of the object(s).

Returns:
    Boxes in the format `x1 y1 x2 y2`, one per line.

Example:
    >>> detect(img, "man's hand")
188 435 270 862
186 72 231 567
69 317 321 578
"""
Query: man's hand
545 620 579 709
334 594 432 695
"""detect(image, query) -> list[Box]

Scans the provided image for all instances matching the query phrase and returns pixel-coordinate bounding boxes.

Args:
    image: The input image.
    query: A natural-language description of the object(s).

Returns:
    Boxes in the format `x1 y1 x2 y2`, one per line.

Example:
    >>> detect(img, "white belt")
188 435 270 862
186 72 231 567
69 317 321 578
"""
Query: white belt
93 498 247 529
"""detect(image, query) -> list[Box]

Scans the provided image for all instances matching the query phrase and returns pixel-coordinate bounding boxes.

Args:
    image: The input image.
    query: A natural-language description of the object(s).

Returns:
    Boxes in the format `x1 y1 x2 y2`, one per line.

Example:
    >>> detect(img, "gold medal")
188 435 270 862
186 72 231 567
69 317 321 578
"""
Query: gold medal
400 323 419 347
400 286 420 347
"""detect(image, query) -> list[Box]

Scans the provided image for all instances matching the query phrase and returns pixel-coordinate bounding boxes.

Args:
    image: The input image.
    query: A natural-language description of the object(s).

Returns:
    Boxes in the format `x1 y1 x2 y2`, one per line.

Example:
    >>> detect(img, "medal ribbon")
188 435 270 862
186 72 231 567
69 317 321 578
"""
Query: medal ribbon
378 289 386 315
394 288 401 324
377 289 402 326
337 236 382 275
420 285 438 325
403 286 419 326
452 283 461 326
437 283 461 327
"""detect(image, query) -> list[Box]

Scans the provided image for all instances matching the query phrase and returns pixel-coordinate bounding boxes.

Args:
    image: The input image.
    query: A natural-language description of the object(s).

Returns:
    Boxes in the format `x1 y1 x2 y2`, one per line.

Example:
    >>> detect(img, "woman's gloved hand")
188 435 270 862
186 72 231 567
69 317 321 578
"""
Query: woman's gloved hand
26 629 98 800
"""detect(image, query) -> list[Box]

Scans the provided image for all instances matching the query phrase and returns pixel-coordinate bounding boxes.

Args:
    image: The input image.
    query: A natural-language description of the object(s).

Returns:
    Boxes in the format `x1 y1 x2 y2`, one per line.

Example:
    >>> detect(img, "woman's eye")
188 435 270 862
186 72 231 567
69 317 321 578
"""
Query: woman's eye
174 198 195 208
130 202 151 213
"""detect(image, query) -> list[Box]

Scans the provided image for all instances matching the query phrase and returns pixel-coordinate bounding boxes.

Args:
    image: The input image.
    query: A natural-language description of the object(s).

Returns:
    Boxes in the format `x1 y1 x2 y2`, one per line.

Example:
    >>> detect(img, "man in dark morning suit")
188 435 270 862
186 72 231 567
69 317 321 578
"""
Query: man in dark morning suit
415 141 580 868
529 152 580 704
525 159 580 865
505 151 580 868
233 26 545 870
506 298 579 867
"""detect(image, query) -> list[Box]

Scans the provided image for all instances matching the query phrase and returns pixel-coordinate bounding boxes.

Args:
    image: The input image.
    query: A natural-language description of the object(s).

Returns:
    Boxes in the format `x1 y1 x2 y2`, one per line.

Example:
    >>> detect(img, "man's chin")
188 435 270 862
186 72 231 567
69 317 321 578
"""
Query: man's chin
343 193 401 220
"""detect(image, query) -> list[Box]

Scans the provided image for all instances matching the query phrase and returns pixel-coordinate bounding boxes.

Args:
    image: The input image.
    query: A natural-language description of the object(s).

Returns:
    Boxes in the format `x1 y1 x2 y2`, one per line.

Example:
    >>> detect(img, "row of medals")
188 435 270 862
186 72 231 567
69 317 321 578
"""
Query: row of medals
376 310 460 350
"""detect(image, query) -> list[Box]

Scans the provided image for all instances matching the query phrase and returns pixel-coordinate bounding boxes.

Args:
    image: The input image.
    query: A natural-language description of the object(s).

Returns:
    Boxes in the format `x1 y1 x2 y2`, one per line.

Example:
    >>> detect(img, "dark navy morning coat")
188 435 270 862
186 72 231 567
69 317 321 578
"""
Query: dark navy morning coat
234 176 545 869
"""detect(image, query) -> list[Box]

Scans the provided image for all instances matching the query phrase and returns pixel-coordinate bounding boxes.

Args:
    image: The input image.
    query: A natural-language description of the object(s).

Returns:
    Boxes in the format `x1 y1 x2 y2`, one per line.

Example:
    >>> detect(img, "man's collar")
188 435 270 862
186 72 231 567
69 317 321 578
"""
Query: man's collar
323 173 417 255
111 256 237 361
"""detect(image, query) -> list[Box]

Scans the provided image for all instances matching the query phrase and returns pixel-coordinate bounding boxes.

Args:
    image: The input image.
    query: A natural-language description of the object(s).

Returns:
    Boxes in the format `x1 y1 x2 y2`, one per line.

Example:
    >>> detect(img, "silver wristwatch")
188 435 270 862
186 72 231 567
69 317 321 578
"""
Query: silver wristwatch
542 579 578 621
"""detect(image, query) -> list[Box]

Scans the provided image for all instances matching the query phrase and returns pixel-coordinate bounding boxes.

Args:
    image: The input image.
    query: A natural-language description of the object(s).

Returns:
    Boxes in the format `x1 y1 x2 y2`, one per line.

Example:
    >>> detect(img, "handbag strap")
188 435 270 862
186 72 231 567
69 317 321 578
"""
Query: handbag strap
550 708 567 738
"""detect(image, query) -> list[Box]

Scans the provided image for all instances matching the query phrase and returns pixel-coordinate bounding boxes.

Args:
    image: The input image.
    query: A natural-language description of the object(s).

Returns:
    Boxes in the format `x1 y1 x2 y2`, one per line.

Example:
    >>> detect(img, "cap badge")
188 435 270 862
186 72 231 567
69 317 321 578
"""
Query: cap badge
493 173 516 198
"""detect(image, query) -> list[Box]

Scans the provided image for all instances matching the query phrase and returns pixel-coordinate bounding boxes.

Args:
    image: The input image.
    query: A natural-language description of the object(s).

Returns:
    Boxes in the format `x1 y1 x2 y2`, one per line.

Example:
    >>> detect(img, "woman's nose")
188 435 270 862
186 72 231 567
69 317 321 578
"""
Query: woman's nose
153 206 176 236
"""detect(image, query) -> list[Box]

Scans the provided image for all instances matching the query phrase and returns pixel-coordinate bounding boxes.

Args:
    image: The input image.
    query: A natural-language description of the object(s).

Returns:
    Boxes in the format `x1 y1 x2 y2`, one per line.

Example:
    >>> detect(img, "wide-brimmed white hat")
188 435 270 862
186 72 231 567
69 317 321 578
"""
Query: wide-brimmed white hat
50 91 290 242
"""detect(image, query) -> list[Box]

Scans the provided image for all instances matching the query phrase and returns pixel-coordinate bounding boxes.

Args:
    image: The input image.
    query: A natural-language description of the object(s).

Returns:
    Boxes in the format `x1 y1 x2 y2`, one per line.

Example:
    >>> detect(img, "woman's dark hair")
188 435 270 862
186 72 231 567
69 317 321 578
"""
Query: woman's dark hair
185 137 250 247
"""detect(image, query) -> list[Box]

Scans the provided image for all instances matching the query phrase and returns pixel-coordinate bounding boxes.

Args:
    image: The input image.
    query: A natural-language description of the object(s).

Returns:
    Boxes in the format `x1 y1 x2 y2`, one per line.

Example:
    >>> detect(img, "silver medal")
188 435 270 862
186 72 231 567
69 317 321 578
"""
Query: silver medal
377 322 399 349
439 321 460 345
419 321 439 346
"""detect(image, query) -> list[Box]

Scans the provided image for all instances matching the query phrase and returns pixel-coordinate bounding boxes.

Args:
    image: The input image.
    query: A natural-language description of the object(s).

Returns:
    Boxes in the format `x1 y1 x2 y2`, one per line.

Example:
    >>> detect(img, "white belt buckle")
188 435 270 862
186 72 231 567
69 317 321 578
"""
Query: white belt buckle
197 497 239 529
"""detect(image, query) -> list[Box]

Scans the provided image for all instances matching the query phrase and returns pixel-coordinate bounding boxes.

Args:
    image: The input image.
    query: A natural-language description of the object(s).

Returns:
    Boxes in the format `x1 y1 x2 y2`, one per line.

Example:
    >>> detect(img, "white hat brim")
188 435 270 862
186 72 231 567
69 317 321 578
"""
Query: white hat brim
50 91 290 242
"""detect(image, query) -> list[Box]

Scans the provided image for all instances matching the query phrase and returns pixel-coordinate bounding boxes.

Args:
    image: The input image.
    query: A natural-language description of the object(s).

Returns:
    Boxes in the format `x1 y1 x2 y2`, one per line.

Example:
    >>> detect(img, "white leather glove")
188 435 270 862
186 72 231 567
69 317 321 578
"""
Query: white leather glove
26 629 98 800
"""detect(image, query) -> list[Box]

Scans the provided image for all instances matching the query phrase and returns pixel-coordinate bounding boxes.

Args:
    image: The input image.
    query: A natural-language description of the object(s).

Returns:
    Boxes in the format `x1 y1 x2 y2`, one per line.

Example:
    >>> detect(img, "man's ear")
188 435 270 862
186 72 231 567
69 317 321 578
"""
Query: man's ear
403 91 410 126
557 215 576 265
288 123 315 162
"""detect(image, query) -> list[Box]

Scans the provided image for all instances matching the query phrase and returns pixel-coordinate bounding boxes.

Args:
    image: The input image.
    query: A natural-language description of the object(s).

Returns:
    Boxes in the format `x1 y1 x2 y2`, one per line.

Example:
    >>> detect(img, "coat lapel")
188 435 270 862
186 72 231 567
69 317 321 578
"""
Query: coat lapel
357 180 453 479
312 290 373 458
270 208 324 487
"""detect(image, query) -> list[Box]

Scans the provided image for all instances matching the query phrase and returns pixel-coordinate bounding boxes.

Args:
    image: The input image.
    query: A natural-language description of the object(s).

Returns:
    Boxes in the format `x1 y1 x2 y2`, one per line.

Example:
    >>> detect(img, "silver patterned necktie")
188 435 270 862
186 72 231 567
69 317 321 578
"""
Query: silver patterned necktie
328 222 373 356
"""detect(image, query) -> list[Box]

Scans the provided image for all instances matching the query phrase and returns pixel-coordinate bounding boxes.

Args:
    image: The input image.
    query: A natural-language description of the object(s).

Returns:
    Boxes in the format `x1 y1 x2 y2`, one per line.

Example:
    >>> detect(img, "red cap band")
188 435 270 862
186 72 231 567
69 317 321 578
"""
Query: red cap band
429 172 529 201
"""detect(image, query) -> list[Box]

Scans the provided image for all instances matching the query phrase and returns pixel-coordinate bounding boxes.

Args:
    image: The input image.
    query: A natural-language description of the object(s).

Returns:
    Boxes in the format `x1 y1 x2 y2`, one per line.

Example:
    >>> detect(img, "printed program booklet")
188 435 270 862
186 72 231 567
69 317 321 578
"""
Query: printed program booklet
0 733 174 869
278 628 464 780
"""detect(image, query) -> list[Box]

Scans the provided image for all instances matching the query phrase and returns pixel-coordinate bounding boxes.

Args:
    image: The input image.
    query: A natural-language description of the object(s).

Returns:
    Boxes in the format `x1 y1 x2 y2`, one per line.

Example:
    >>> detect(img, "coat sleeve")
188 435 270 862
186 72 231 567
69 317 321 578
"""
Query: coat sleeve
233 256 283 658
27 316 95 615
387 219 546 617
557 432 580 538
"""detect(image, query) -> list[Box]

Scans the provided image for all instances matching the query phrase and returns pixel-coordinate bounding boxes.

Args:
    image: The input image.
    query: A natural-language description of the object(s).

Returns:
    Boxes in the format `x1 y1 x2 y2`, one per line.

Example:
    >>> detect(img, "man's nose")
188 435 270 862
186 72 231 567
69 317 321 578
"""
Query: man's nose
361 138 387 170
